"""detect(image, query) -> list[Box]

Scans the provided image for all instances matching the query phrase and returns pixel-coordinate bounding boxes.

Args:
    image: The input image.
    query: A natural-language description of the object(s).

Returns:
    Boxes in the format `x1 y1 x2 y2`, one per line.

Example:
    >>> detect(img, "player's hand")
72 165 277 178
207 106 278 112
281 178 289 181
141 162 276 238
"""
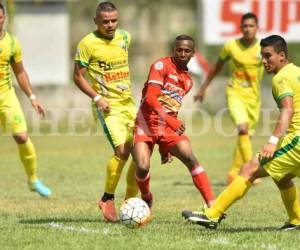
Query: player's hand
165 115 184 134
194 89 205 103
258 143 277 162
161 152 173 165
175 123 185 135
31 100 46 117
96 98 111 113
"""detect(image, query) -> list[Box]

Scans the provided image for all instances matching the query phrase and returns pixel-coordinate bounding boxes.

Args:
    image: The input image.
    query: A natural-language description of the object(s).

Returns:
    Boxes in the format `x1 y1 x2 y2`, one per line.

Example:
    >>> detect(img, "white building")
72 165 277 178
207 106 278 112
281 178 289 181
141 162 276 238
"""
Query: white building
11 0 76 85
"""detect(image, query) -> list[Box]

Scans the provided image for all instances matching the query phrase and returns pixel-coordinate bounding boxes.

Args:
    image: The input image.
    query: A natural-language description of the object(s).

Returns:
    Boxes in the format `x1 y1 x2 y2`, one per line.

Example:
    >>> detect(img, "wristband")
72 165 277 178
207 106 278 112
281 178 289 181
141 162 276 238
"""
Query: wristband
93 95 102 102
29 94 36 100
268 135 279 145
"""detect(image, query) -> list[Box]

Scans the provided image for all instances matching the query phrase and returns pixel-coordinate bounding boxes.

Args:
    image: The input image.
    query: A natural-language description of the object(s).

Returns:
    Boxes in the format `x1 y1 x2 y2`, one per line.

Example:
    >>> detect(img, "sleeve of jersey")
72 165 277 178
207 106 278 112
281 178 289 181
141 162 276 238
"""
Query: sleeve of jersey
219 41 231 61
144 84 182 131
74 40 91 68
12 38 22 64
147 61 166 86
272 76 293 105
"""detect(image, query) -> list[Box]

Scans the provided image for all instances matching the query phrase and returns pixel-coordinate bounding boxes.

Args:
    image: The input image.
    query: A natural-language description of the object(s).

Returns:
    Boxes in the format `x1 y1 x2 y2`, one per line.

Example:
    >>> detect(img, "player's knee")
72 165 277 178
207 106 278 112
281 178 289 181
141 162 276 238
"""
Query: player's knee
274 175 295 190
115 148 130 160
238 124 249 135
240 160 258 178
13 133 28 144
136 163 149 179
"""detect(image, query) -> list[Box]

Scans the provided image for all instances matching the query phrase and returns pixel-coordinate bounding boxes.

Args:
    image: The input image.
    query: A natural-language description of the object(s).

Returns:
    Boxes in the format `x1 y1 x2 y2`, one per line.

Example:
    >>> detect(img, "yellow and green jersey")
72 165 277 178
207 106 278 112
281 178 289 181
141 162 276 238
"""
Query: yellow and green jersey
272 63 300 134
75 29 133 103
220 39 264 98
0 32 22 93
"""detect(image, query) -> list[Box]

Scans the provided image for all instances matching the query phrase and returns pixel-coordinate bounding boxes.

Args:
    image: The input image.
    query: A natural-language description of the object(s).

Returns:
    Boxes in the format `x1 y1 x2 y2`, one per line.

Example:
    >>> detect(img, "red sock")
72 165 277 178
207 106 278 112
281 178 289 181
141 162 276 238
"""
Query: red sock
135 174 151 197
190 165 214 206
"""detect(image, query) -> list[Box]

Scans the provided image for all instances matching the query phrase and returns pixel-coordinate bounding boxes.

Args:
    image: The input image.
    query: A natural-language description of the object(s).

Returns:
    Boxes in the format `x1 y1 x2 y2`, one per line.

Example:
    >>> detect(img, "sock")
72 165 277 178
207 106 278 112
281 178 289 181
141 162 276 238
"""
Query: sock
102 192 115 202
190 165 214 206
207 176 252 218
239 134 252 163
227 143 243 183
135 173 151 197
104 155 126 195
280 186 300 225
125 161 139 199
18 138 38 183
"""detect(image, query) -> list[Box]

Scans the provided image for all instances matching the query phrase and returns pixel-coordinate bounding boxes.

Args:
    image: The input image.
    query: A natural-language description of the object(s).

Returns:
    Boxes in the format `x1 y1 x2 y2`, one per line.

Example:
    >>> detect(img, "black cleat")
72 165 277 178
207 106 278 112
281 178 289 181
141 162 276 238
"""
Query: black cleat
278 223 300 231
182 209 227 228
182 210 220 229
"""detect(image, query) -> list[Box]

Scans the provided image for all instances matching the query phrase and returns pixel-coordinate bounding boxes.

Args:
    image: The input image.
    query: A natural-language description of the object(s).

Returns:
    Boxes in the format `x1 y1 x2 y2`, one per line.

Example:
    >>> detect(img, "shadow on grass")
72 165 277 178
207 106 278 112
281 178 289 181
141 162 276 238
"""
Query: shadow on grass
19 217 106 225
217 226 278 233
184 223 278 233
173 181 226 187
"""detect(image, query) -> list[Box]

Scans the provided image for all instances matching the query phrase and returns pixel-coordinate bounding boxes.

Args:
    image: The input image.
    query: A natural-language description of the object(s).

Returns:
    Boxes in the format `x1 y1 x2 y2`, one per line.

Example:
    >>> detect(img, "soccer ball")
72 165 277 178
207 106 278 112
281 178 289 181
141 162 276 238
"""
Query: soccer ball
119 197 151 228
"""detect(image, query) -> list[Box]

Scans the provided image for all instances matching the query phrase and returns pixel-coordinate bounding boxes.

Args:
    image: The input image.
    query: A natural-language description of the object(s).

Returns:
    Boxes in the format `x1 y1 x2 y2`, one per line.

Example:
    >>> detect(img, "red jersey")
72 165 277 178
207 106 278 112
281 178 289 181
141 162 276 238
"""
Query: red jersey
139 57 193 117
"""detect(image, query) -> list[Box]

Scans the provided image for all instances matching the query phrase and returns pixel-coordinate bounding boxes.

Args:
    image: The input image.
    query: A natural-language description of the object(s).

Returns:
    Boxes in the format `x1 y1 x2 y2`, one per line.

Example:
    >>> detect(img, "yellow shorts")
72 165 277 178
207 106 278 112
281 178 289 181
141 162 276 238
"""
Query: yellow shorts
92 98 136 149
262 134 300 181
0 88 27 134
226 89 260 135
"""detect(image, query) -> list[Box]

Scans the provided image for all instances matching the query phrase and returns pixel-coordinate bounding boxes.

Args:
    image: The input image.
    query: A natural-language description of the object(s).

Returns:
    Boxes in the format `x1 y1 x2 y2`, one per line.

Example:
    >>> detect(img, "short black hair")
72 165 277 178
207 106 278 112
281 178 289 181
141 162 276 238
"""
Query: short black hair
260 35 288 57
96 1 117 14
175 34 195 48
0 3 5 15
241 12 258 24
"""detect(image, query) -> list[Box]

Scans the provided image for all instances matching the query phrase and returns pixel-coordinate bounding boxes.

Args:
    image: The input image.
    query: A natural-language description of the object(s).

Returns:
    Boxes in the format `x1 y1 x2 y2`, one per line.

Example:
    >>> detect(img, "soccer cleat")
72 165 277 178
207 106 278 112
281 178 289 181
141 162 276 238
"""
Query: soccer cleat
28 180 51 197
182 209 226 229
142 192 153 209
98 199 118 222
278 223 300 231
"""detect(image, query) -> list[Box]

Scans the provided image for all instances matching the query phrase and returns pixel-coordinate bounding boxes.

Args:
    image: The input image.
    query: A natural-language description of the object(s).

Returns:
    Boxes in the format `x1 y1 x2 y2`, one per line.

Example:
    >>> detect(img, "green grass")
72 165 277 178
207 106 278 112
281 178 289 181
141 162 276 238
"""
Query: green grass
1 123 300 250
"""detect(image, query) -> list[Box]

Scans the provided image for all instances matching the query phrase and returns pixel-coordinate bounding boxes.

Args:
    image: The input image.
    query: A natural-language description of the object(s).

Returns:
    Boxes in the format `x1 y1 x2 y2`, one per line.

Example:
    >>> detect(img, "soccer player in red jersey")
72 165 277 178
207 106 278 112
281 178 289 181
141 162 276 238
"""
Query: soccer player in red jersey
132 35 215 209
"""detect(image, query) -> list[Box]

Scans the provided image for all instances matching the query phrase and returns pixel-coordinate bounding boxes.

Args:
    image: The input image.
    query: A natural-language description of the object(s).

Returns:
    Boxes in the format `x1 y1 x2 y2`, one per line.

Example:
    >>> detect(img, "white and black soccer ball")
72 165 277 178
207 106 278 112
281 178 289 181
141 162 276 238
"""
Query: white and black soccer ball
119 197 151 228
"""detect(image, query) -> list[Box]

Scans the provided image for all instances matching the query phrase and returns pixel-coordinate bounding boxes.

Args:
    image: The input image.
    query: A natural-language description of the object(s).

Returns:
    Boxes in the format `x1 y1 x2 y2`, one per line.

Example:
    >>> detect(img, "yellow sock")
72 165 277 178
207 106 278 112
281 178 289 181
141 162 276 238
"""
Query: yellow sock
228 143 243 183
104 155 126 195
239 134 252 162
125 160 139 199
207 176 252 218
18 138 38 183
280 186 300 225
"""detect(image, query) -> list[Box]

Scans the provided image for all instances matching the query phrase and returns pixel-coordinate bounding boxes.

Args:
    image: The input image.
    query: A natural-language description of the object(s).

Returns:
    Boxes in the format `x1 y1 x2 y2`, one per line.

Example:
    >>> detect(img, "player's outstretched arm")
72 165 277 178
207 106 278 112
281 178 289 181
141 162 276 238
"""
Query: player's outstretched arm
73 63 110 113
11 61 45 117
259 96 294 161
194 58 225 103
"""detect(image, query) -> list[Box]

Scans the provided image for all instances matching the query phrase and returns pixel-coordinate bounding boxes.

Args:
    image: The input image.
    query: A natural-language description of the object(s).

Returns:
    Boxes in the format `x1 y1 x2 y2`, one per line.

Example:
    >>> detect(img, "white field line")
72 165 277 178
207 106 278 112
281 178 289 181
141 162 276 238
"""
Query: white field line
47 222 123 236
196 237 283 250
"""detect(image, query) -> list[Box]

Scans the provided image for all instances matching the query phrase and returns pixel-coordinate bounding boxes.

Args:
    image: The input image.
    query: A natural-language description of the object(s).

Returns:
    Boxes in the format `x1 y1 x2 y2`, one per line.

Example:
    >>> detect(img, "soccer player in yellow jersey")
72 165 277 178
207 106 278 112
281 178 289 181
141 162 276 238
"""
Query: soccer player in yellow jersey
194 13 264 184
73 1 138 222
0 3 51 197
183 35 300 231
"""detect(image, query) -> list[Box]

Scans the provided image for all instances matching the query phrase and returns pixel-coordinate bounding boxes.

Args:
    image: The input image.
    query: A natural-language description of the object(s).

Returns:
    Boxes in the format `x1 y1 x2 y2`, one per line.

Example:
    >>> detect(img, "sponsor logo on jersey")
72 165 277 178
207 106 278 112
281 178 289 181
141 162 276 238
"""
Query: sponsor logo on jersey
104 71 129 82
98 61 112 71
154 61 163 70
168 74 178 82
117 85 129 92
233 71 256 82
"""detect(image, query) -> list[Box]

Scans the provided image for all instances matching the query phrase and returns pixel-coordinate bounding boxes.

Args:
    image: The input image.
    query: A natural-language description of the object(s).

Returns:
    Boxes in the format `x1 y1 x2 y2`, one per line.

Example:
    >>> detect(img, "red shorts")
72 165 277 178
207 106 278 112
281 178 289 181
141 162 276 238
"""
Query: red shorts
134 113 189 155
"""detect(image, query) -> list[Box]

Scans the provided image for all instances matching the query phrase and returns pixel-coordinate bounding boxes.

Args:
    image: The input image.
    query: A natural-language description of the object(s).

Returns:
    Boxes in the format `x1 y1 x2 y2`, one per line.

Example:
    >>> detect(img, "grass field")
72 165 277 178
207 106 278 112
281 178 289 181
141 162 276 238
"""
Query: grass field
1 120 300 250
